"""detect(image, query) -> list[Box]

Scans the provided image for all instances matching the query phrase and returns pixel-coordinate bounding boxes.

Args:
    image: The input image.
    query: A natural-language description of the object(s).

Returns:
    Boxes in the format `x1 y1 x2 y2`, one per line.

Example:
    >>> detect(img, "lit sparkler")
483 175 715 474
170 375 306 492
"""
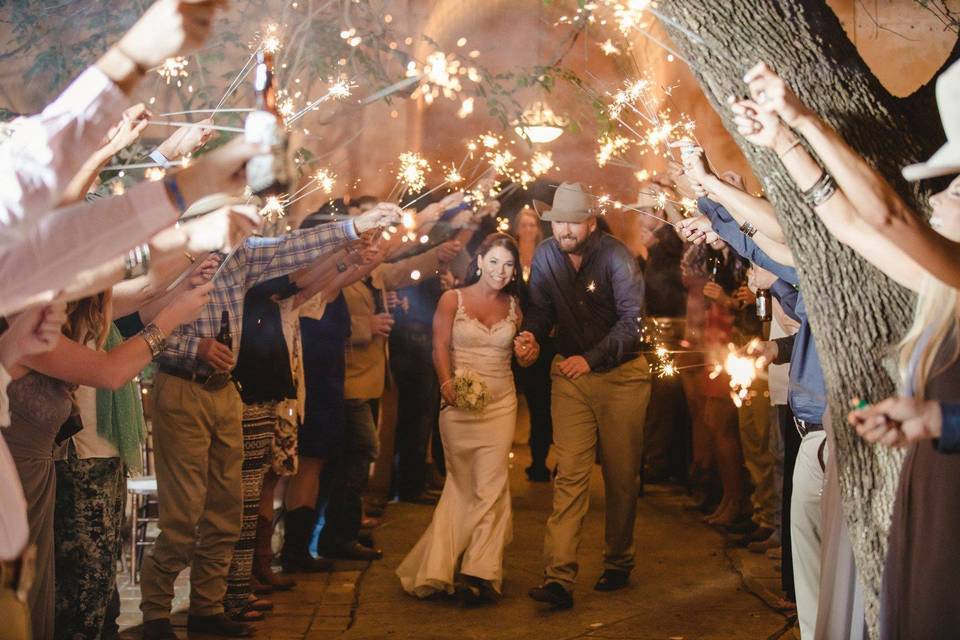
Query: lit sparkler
157 57 189 86
397 152 431 193
260 195 286 222
530 151 554 176
709 340 767 407
596 134 632 168
444 165 464 185
144 167 166 182
407 50 463 104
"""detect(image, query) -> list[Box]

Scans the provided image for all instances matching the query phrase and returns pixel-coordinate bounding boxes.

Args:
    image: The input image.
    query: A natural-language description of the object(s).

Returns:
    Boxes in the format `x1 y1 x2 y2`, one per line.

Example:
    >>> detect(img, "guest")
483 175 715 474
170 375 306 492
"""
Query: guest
8 284 209 640
740 61 960 639
138 205 398 639
513 206 554 482
321 238 459 559
0 304 65 640
224 276 299 622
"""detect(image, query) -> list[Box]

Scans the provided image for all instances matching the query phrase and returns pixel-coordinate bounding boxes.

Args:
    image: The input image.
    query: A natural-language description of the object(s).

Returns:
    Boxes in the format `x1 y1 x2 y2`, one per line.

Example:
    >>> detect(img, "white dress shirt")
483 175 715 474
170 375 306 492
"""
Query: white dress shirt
0 66 127 247
0 180 178 316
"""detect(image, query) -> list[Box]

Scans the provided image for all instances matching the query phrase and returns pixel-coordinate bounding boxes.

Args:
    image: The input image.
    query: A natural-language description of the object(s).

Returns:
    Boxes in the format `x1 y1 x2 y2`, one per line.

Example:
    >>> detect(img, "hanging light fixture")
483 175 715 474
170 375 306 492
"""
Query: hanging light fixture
513 1 566 145
514 100 567 144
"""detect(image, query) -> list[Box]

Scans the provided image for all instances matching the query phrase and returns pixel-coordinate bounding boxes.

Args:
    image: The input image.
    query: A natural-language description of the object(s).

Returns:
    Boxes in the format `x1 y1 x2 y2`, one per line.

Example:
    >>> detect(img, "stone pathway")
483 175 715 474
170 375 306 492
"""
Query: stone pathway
118 446 795 639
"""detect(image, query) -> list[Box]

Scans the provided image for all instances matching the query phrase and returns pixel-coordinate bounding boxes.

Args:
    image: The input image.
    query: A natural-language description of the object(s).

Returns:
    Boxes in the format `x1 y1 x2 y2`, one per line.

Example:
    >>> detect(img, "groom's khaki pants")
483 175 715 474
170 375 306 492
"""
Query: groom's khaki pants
544 355 651 589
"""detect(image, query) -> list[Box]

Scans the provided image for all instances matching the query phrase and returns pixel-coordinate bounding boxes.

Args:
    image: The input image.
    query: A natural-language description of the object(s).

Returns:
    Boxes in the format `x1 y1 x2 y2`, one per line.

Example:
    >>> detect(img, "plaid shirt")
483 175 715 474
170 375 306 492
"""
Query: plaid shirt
158 219 357 376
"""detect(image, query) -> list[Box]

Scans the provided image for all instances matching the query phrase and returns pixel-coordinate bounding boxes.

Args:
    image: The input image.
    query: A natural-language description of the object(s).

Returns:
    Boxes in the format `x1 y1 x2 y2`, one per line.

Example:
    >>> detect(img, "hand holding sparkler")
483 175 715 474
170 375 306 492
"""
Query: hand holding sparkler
156 117 215 160
848 396 942 448
739 338 777 366
177 204 261 255
729 98 792 151
173 138 269 210
742 63 813 129
680 147 711 197
677 215 720 246
101 0 221 93
354 203 402 235
104 104 151 155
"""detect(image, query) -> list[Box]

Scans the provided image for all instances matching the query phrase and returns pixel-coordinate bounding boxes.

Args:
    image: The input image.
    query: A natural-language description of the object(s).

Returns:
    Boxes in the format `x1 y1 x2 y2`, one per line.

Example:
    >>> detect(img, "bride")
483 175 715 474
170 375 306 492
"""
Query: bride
397 232 531 604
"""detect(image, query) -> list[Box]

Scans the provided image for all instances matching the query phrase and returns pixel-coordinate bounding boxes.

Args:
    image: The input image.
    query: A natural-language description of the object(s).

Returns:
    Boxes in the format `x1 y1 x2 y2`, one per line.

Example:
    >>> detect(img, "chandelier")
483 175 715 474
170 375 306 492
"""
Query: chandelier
514 99 567 144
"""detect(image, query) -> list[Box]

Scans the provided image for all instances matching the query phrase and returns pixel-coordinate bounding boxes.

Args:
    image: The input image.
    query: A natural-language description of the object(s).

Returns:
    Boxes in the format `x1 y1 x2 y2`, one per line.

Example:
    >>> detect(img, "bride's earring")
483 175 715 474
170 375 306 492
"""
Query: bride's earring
476 267 482 276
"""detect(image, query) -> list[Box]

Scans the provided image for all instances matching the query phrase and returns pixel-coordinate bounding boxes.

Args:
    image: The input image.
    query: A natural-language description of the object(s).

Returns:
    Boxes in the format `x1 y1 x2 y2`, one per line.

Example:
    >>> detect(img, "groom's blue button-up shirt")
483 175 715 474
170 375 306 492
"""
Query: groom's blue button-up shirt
522 229 645 372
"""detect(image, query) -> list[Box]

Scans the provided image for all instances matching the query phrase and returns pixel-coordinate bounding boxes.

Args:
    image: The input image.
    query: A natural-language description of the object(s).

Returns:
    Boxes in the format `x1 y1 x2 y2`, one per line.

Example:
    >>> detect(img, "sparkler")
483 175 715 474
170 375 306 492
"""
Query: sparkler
530 151 554 176
407 50 465 104
285 79 354 125
708 340 767 407
396 152 431 194
144 167 166 182
156 57 189 86
260 195 286 222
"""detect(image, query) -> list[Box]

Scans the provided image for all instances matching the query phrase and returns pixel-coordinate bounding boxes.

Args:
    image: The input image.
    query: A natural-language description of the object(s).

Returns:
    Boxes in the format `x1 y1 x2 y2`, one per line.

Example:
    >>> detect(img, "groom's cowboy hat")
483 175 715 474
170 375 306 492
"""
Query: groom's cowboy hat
533 182 595 223
903 59 960 181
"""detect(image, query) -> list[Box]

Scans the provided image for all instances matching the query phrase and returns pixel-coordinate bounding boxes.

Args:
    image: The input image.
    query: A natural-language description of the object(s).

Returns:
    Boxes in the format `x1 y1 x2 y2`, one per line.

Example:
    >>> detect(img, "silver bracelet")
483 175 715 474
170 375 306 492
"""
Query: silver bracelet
139 323 166 358
739 220 758 238
124 243 151 280
811 178 837 206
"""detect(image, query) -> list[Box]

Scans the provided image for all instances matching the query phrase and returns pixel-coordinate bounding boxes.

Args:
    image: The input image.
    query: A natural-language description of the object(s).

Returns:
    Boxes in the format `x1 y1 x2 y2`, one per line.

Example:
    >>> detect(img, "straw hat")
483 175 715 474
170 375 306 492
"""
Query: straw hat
903 59 960 181
533 182 595 222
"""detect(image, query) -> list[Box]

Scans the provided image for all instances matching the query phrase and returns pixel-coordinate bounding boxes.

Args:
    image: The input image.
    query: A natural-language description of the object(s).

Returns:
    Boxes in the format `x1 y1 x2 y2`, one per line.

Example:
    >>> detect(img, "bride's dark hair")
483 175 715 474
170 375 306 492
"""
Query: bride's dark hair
462 232 527 305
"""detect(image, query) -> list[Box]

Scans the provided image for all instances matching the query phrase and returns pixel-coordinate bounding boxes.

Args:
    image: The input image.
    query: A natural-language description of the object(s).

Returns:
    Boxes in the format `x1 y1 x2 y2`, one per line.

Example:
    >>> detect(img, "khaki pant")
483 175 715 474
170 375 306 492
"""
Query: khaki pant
737 378 778 529
543 356 651 589
791 430 826 639
140 373 244 621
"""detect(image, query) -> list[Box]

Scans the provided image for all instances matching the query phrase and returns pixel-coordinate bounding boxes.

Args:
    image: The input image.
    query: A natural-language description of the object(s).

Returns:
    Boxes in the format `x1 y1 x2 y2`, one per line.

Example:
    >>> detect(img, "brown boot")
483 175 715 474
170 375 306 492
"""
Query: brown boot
253 515 296 591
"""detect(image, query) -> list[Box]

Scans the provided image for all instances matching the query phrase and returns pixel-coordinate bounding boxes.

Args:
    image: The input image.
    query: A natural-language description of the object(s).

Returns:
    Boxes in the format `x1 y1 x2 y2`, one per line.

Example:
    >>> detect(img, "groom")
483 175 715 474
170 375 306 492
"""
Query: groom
515 182 651 610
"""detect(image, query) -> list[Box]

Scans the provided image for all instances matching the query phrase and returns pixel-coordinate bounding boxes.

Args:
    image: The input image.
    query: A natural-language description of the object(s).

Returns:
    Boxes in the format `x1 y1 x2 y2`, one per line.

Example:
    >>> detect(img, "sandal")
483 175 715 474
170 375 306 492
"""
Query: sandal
228 607 265 623
246 594 274 612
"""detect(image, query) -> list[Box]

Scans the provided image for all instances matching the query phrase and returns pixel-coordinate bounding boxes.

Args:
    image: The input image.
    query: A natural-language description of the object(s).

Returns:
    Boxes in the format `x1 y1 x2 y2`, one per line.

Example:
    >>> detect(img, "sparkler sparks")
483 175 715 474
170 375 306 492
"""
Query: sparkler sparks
397 152 431 193
444 165 464 185
144 167 166 182
261 23 282 54
596 134 632 168
530 151 554 176
157 57 189 86
407 51 463 104
709 340 767 407
260 195 286 222
599 39 622 56
314 168 336 194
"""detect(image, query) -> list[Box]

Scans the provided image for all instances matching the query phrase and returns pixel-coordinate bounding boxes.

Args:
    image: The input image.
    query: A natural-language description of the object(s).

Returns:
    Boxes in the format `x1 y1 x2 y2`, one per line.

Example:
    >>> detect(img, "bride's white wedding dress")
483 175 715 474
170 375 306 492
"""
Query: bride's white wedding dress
397 290 518 597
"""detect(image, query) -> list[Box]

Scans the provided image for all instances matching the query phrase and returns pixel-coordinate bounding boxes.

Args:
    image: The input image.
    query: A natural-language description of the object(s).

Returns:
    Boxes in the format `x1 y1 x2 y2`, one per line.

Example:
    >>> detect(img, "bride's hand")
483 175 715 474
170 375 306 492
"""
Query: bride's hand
514 331 540 367
440 379 458 407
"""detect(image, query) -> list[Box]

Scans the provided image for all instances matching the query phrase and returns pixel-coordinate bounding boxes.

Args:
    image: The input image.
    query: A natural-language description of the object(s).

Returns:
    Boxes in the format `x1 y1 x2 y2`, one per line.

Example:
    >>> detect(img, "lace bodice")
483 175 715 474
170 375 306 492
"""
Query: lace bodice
450 289 517 380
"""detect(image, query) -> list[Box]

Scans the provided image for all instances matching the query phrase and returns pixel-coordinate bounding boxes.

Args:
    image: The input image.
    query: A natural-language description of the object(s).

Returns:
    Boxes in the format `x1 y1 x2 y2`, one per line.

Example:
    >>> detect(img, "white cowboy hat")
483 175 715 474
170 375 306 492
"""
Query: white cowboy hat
533 182 595 222
903 60 960 181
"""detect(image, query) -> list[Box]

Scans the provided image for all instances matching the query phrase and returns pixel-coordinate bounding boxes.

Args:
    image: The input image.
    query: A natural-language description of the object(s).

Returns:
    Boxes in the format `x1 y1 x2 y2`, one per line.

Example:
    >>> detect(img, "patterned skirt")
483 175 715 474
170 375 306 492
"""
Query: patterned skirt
225 402 277 613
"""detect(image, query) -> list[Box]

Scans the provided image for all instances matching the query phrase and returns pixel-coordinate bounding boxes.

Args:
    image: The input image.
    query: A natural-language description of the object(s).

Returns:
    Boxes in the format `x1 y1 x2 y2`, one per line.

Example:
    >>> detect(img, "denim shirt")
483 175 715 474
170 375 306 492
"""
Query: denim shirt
938 404 960 453
699 197 825 423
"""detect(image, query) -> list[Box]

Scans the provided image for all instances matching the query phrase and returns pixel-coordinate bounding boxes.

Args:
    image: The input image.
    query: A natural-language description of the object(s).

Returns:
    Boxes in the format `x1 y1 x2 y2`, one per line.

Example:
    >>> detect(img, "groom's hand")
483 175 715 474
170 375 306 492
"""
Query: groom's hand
557 355 590 380
513 331 539 367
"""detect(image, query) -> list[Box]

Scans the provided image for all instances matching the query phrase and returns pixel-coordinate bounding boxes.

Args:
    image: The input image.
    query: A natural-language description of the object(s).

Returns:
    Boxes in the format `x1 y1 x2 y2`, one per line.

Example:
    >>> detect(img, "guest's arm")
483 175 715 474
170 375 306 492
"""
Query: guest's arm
740 63 942 286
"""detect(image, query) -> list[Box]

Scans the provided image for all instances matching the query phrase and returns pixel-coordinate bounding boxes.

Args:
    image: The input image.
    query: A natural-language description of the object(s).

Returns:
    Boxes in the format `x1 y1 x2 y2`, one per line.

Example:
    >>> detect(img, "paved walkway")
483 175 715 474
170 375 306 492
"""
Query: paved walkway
346 449 790 640
119 447 792 639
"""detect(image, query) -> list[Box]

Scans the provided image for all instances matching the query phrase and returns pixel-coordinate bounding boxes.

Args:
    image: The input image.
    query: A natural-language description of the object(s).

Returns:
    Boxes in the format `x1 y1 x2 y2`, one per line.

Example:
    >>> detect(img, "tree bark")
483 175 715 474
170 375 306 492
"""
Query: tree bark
657 2 957 635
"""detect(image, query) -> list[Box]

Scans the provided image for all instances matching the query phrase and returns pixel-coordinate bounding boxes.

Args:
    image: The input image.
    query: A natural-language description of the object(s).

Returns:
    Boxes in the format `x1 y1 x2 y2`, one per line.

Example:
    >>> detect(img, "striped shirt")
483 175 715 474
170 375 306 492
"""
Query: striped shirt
158 220 358 375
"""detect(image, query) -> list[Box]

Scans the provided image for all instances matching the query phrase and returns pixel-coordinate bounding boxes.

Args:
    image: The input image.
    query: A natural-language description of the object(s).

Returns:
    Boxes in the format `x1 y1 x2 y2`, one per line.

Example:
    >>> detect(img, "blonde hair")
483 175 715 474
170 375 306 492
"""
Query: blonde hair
898 273 960 400
64 290 113 350
514 206 543 243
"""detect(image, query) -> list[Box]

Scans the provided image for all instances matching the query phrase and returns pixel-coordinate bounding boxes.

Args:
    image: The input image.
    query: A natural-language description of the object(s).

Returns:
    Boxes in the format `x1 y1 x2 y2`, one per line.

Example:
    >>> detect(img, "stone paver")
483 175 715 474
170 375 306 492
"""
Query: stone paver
117 445 794 639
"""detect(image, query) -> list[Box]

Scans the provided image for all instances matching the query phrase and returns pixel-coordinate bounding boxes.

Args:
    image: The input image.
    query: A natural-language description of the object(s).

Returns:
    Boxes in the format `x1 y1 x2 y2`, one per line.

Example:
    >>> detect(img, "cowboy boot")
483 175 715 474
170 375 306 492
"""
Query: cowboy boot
253 515 296 591
280 507 333 573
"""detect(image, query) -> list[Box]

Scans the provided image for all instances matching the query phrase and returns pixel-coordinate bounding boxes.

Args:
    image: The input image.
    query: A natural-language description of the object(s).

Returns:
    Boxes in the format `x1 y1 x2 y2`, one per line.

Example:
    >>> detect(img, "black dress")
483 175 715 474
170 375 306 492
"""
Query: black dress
298 292 350 459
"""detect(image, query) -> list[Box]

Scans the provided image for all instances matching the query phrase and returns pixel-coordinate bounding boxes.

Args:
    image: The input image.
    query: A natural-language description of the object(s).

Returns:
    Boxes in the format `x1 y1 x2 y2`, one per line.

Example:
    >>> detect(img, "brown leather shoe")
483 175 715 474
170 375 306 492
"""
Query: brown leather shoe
142 619 179 640
186 613 252 637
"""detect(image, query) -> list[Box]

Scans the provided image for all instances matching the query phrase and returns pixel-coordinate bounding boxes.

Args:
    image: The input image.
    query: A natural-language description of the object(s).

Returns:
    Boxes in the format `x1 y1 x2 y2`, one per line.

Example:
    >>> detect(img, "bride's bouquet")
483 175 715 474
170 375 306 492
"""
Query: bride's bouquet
452 369 492 413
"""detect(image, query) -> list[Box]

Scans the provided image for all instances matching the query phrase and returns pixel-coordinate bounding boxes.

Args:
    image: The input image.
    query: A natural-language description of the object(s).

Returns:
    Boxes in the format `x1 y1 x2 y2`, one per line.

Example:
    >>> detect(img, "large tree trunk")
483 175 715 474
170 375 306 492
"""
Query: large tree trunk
656 2 958 635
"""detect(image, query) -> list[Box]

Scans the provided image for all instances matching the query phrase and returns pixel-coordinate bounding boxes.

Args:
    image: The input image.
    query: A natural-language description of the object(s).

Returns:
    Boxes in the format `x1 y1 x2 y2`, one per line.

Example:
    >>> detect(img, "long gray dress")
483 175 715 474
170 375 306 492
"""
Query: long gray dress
880 336 960 638
3 371 72 640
